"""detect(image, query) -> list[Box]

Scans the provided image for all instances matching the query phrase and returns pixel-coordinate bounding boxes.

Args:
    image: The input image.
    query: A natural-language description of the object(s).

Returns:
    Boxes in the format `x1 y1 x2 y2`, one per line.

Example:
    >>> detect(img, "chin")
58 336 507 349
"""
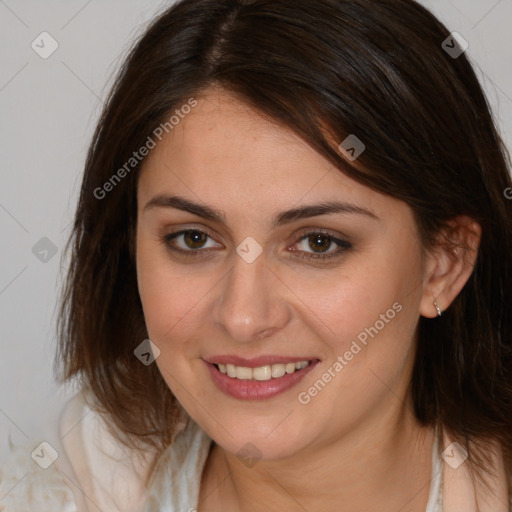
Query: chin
204 417 315 462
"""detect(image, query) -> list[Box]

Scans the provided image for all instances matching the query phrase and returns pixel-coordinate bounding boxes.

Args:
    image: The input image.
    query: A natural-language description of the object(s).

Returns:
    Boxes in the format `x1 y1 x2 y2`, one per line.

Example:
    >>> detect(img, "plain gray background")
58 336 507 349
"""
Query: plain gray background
1 0 511 466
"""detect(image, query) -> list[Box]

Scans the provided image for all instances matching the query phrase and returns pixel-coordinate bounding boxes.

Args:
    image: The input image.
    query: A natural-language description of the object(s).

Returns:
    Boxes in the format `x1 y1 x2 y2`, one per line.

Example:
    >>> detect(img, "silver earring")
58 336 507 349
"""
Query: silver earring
434 301 442 317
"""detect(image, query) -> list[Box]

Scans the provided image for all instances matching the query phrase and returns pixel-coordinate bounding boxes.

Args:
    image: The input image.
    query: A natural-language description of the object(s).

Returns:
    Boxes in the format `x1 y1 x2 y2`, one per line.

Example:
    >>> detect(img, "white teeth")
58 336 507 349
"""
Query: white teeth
271 364 286 378
235 366 253 380
285 363 296 374
216 360 311 380
252 365 272 381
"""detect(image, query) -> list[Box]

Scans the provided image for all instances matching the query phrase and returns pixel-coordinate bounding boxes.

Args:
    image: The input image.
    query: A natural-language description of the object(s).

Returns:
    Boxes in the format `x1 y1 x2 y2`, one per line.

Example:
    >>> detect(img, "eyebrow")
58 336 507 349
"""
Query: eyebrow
143 194 379 228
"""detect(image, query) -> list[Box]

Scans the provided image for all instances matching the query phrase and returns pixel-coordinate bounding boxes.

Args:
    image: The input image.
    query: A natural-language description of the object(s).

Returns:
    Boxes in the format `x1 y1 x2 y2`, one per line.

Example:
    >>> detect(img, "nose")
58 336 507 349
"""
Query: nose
212 250 292 343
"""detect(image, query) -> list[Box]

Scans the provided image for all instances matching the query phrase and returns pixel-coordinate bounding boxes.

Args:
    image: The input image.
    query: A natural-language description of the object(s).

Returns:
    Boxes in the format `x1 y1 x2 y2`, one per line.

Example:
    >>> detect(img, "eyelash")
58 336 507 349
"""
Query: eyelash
160 228 352 262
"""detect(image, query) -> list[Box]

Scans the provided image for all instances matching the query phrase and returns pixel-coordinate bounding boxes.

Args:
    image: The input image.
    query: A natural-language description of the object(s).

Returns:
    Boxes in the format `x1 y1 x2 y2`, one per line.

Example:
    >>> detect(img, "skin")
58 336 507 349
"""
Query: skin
135 87 481 512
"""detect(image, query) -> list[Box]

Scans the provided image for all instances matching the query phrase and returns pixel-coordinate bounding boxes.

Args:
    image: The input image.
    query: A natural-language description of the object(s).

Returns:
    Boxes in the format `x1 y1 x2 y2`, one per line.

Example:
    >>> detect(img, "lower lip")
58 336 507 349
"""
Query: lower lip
204 360 319 400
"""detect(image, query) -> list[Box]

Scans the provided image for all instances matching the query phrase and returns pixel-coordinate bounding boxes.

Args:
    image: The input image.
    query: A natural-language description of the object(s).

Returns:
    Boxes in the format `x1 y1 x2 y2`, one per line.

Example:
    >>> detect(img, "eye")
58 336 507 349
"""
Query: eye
162 229 221 257
290 230 352 261
160 228 352 262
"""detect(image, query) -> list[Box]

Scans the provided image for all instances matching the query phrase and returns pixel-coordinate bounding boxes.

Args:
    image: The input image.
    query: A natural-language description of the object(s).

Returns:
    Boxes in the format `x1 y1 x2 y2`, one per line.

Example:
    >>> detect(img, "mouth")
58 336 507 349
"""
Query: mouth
204 358 320 400
213 360 313 381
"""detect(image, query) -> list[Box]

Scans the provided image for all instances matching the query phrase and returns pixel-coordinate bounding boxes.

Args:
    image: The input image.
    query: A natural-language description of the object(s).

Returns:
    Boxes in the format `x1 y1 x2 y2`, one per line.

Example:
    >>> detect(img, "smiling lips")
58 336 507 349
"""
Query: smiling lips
217 361 311 381
204 356 319 400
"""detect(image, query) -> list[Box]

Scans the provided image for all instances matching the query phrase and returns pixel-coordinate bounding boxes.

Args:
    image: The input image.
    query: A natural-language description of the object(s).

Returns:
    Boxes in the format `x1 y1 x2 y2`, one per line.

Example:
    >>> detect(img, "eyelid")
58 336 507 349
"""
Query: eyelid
161 227 222 251
159 223 351 244
289 228 352 261
292 226 352 245
159 225 352 262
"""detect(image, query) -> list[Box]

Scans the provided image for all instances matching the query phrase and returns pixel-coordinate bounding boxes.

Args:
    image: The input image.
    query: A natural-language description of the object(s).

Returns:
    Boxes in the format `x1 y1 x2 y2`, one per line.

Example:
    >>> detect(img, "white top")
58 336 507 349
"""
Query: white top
0 390 443 512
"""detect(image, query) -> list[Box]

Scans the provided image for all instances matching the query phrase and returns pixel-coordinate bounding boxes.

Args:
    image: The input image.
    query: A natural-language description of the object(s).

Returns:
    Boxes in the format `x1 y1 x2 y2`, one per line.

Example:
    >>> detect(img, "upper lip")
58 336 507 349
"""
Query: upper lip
204 355 319 368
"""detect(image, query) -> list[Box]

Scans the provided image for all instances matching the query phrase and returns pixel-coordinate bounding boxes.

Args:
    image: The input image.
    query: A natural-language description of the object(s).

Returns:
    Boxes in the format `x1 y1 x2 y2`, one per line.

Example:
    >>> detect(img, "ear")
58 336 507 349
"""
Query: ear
419 216 482 318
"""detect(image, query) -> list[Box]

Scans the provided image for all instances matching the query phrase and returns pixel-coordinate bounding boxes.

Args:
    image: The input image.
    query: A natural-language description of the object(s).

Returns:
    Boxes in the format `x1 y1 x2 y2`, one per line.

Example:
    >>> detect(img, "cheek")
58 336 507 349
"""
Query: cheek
297 248 420 345
292 243 423 428
136 234 194 341
295 238 424 390
135 241 209 395
136 233 222 364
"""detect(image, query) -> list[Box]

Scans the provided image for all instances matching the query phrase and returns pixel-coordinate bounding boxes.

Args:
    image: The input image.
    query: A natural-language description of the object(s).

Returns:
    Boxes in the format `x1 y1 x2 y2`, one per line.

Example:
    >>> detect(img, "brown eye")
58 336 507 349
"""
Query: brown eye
291 231 352 261
162 229 221 257
182 230 208 249
306 234 332 253
161 228 351 263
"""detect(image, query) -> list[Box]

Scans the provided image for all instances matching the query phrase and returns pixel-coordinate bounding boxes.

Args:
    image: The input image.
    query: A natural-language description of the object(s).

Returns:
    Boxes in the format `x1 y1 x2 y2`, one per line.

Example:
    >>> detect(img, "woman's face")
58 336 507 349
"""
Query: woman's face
136 87 429 460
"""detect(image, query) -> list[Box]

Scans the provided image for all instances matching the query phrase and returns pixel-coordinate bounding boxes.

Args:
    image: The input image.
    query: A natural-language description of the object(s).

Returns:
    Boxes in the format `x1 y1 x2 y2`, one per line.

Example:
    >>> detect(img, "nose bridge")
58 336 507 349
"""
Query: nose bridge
213 249 289 342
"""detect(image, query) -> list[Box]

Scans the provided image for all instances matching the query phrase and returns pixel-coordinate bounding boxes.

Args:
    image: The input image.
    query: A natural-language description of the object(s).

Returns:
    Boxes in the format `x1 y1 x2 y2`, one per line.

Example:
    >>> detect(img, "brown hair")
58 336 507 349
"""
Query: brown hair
56 0 512 489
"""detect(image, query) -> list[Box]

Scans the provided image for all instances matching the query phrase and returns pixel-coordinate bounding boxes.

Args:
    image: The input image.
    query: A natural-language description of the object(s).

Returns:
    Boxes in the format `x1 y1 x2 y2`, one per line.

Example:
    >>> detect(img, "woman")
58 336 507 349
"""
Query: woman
1 0 511 510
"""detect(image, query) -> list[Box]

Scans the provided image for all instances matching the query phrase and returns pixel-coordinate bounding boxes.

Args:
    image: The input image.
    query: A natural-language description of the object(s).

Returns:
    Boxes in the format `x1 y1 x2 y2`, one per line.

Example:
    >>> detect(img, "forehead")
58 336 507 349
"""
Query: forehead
137 88 405 223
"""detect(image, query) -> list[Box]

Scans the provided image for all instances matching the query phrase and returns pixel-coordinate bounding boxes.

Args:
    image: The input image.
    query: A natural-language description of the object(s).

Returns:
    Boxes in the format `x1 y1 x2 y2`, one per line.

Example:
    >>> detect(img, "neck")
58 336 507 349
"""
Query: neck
199 396 435 512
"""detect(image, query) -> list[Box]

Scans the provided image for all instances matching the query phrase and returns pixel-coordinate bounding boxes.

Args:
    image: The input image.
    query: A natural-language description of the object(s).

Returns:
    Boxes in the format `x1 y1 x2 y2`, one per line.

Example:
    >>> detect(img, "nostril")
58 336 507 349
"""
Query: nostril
257 328 275 340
